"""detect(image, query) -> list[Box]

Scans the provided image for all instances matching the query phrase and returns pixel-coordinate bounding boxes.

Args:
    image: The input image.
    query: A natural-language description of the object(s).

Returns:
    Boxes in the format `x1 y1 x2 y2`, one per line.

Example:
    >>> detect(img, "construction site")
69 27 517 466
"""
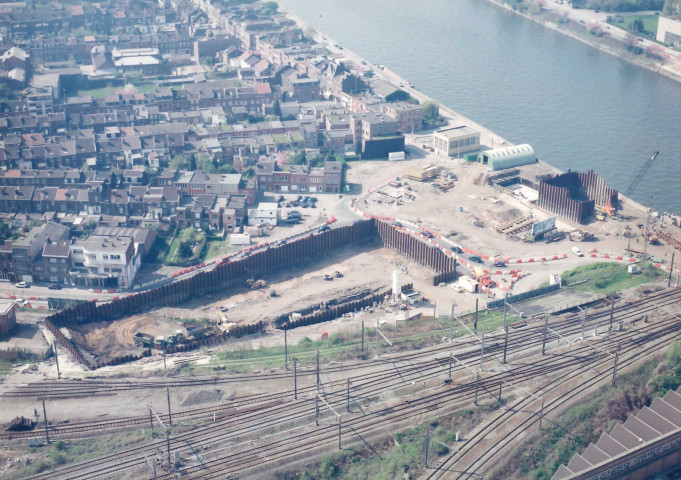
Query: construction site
0 140 680 480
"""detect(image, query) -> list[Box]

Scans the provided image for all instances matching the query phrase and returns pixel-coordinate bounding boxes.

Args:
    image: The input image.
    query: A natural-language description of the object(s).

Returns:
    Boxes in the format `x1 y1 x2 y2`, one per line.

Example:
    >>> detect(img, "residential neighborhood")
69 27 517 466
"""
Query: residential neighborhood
0 0 432 290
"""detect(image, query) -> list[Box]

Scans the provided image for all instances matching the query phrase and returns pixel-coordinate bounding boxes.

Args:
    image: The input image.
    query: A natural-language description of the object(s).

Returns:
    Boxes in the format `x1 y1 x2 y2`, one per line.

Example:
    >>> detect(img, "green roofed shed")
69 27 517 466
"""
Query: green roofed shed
477 144 536 171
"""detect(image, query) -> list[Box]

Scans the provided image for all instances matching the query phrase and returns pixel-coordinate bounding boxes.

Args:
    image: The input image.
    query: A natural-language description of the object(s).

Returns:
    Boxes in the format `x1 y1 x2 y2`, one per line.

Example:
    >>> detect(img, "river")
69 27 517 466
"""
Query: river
277 0 681 215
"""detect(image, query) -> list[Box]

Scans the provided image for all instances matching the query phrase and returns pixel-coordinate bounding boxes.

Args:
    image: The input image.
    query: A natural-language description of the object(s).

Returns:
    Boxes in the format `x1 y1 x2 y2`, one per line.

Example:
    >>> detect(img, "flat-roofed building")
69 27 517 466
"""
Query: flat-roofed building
433 126 480 157
70 235 140 289
657 16 681 46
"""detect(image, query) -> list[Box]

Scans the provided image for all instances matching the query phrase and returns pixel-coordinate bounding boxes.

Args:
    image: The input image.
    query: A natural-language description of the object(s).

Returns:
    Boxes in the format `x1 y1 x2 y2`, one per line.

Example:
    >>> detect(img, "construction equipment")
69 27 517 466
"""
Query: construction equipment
246 278 267 289
624 151 659 197
133 332 155 348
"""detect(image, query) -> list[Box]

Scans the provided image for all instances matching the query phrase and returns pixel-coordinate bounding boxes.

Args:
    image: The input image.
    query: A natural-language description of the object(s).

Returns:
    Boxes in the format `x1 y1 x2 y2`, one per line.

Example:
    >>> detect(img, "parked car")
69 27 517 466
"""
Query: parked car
317 225 331 233
48 283 62 290
452 246 463 254
15 281 30 288
421 231 434 239
468 255 483 263
492 261 506 268
288 210 302 217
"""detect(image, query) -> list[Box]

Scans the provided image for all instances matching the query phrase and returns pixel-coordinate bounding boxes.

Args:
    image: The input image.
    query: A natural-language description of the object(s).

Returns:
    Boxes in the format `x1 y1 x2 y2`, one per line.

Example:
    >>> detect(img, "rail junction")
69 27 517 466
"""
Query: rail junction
2 286 678 479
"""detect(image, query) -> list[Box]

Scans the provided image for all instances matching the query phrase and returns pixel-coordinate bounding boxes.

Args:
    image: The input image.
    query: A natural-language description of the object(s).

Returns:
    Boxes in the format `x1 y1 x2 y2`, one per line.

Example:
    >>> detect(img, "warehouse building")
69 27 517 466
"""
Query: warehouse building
477 144 536 171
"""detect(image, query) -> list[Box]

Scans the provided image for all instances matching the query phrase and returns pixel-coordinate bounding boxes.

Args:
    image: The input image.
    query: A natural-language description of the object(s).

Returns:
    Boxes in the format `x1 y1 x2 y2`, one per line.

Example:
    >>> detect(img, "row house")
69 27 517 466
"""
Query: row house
255 160 342 193
176 193 246 232
0 222 69 284
28 137 97 169
0 168 83 187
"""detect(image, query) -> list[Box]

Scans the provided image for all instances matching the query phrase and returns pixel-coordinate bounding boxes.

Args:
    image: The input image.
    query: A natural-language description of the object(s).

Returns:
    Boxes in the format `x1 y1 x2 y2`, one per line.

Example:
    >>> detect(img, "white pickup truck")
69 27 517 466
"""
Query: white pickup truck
571 246 584 257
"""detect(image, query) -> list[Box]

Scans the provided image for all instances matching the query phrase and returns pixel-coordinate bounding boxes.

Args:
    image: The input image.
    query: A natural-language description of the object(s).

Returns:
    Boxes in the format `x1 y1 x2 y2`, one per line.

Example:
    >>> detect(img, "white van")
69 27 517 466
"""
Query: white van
571 247 584 257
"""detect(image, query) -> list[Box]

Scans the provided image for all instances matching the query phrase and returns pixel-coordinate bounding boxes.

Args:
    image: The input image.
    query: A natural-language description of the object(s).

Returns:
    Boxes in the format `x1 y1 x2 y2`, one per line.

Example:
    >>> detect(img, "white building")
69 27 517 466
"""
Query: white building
248 202 278 226
657 16 681 46
70 235 141 289
433 126 480 157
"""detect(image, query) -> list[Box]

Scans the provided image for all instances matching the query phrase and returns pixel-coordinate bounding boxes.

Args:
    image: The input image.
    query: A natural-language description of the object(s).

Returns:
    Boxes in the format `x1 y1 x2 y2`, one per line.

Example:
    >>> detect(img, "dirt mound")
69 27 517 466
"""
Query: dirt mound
180 389 225 407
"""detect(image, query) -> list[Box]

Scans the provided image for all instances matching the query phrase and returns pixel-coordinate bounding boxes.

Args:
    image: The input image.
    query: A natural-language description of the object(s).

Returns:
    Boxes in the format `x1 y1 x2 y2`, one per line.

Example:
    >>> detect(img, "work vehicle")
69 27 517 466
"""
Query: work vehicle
15 282 30 288
133 332 155 348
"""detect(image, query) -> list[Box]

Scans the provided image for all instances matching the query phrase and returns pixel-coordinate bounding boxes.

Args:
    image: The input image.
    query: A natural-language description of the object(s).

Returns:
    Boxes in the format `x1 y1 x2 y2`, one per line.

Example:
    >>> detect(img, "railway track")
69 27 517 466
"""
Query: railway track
8 289 678 442
21 290 680 479
158 310 681 479
7 287 678 400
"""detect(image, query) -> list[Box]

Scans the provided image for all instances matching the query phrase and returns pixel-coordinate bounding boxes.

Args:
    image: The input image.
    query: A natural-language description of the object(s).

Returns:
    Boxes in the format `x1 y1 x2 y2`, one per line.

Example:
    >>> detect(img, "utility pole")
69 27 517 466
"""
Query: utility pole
609 296 616 330
502 291 508 329
375 318 380 357
284 329 288 370
163 349 172 426
542 313 549 355
577 306 587 339
474 298 479 333
149 406 171 468
42 400 49 444
315 350 320 426
539 399 545 430
503 321 509 364
424 424 430 468
479 332 485 371
294 359 298 400
361 320 364 355
346 378 351 412
612 343 620 386
474 372 480 405
669 253 675 288
450 303 456 342
52 342 60 379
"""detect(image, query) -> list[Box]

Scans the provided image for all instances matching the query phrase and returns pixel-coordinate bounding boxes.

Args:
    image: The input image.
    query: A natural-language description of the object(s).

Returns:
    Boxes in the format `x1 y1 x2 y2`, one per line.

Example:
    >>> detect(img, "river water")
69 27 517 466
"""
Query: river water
277 0 681 214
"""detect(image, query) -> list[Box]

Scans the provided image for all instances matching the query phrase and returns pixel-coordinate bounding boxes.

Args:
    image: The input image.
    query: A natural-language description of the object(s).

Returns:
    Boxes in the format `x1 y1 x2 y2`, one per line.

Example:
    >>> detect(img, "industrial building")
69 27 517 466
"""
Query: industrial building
477 144 536 171
432 125 480 157
537 170 618 224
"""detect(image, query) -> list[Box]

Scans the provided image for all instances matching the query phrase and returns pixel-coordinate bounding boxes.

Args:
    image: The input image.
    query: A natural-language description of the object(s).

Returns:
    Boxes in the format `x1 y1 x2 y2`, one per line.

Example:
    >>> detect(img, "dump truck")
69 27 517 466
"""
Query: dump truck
133 332 155 348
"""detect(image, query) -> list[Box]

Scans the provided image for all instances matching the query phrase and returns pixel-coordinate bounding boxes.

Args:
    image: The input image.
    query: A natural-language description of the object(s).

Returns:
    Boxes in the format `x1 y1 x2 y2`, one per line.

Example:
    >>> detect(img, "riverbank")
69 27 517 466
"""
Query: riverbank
481 0 681 84
279 6 663 217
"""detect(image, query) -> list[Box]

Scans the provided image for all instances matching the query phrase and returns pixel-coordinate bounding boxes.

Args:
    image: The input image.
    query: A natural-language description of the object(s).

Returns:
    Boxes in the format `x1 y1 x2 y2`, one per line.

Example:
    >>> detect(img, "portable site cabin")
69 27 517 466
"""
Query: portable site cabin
477 144 536 171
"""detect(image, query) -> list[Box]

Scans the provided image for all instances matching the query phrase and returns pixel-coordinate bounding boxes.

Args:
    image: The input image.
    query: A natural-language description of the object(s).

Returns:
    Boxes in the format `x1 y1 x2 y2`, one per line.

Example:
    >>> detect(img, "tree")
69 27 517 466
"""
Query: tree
273 99 282 118
123 69 144 86
363 70 375 78
629 18 644 33
422 101 440 122
197 154 217 173
288 151 307 165
170 155 189 170
178 241 193 259
259 1 278 16
188 153 197 171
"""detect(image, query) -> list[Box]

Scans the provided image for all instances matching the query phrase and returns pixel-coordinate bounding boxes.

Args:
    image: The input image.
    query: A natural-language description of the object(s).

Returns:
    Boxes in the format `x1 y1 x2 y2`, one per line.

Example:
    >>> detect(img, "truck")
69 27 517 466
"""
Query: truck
133 332 154 348
571 246 584 257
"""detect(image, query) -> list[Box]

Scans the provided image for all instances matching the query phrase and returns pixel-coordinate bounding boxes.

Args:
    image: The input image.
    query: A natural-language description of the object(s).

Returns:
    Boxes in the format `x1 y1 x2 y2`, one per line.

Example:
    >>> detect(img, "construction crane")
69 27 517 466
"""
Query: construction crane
624 151 659 198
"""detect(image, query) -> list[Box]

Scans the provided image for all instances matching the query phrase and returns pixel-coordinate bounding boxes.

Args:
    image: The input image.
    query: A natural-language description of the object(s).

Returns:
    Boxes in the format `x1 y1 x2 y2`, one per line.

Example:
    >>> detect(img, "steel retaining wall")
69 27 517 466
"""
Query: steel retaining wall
45 219 457 369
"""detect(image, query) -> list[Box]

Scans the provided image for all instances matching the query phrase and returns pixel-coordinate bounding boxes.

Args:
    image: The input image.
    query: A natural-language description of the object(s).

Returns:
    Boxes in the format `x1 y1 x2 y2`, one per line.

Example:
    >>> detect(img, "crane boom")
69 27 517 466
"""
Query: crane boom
624 151 659 197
